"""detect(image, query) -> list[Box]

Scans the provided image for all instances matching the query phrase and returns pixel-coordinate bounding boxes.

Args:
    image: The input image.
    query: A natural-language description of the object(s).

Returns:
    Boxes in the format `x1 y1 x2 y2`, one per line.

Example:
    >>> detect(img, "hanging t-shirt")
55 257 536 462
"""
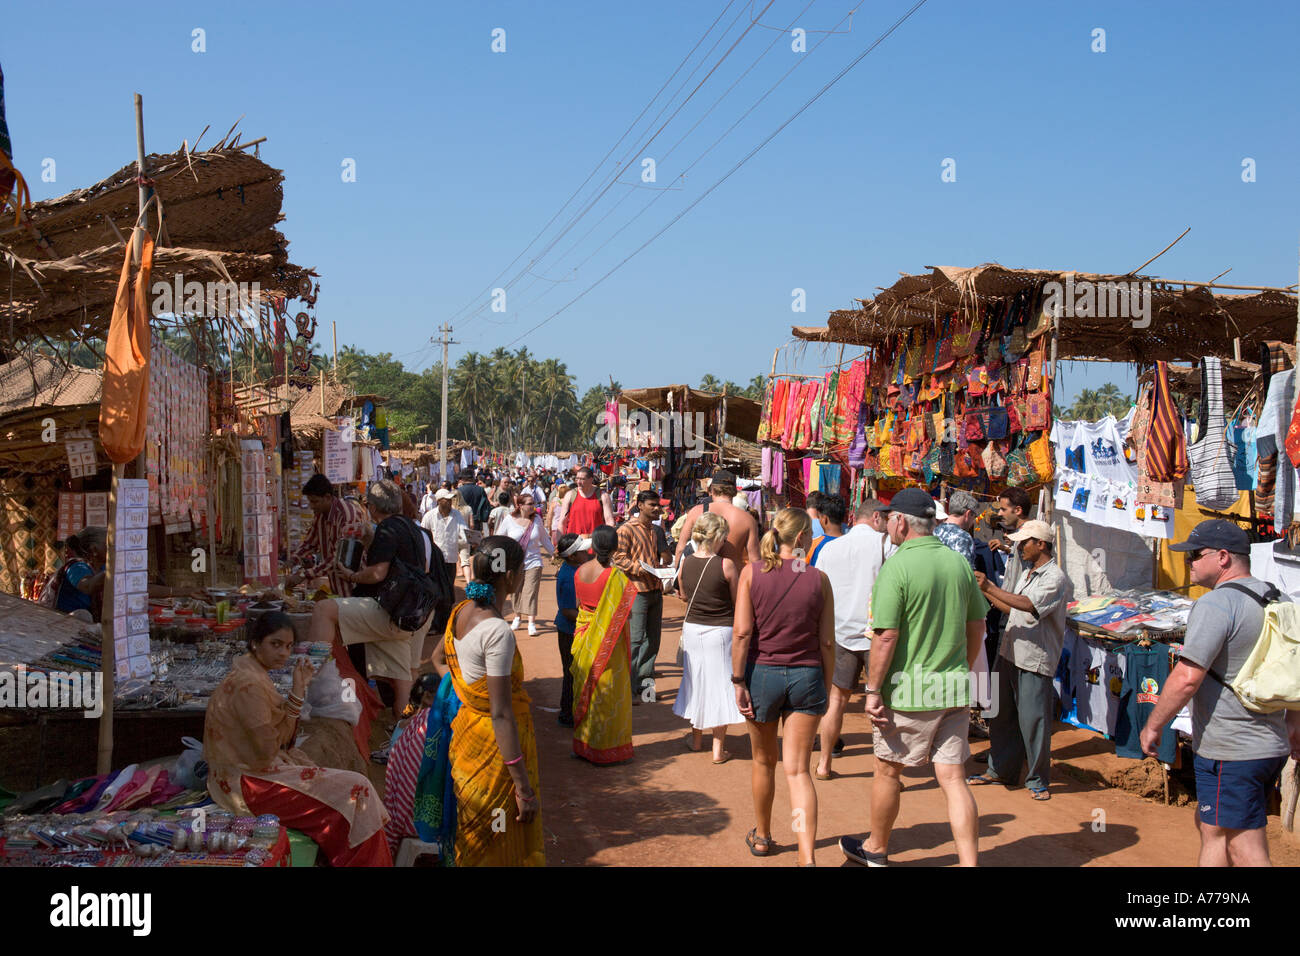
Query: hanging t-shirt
1069 634 1126 737
1055 470 1081 512
1076 417 1139 485
1085 476 1114 526
1249 540 1300 601
1070 474 1094 516
1228 420 1257 491
1051 420 1085 473
1130 499 1174 539
1114 644 1177 762
1102 481 1135 531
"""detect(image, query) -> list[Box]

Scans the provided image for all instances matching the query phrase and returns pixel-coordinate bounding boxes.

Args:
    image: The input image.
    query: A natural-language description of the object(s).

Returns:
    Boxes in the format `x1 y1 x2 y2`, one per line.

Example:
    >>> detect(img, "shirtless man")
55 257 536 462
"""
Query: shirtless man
559 466 616 535
673 469 761 568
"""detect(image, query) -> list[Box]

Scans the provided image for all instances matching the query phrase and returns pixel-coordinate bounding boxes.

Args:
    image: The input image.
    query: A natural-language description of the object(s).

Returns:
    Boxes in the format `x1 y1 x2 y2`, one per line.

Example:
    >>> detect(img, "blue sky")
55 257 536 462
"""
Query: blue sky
5 0 1298 409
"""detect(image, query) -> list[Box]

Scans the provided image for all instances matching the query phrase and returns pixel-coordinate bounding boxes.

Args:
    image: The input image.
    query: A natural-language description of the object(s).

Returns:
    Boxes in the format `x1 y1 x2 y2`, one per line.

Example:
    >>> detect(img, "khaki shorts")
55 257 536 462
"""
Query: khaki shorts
512 566 542 617
335 597 432 681
872 706 970 767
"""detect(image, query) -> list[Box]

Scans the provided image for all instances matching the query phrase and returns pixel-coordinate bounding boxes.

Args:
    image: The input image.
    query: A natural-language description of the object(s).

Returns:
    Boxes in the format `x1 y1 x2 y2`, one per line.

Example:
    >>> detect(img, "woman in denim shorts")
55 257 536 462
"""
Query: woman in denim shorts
732 508 836 866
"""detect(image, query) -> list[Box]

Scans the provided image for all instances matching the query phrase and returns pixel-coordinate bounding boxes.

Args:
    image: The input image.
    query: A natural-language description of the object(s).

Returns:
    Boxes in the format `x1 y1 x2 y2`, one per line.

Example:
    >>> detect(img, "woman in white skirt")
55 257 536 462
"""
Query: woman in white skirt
674 512 744 763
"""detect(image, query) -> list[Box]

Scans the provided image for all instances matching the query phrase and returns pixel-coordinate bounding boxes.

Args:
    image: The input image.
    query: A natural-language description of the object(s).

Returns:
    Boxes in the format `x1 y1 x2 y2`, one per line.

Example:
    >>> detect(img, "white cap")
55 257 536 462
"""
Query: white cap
435 488 456 501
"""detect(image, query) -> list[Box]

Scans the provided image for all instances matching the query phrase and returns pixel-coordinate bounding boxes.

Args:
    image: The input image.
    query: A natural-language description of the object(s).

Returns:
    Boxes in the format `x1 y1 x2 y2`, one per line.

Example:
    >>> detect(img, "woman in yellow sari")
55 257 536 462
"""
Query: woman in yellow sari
430 535 544 866
570 525 636 764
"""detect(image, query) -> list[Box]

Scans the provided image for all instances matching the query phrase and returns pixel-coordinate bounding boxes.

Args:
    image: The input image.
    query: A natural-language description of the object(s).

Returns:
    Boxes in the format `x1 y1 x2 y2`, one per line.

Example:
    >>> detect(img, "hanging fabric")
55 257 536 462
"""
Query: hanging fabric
1187 357 1241 511
1144 361 1189 482
99 231 155 463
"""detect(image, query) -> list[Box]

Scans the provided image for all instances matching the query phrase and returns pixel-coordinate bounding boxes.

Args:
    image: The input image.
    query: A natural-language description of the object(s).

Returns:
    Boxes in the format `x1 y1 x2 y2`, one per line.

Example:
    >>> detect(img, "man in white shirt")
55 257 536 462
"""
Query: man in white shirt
418 485 437 518
520 476 546 510
812 498 896 778
421 488 467 584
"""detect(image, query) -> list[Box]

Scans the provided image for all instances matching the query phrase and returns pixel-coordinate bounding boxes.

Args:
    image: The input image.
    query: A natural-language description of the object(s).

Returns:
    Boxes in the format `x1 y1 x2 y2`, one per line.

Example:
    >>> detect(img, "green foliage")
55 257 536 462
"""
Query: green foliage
1064 383 1134 421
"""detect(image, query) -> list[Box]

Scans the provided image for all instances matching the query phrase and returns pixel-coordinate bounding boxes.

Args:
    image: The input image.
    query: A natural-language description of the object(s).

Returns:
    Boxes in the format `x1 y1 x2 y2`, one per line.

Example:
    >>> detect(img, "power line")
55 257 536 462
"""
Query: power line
503 0 932 349
459 2 774 339
445 1 743 327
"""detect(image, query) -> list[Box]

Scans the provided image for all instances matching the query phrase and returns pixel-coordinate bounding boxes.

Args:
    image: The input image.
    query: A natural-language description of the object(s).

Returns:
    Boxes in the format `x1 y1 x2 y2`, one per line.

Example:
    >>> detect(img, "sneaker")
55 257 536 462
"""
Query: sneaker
528 622 538 636
839 836 887 867
511 616 521 629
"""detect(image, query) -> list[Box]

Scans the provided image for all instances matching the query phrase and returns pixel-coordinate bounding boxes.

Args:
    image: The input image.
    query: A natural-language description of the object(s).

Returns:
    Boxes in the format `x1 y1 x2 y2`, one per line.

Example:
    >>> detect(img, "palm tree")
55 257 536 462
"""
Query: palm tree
745 374 766 399
699 373 721 392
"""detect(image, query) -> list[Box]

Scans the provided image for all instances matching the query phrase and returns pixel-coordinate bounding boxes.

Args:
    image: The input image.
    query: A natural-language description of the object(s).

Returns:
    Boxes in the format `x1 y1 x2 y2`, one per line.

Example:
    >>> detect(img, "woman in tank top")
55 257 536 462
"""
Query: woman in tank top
674 512 743 762
732 508 835 866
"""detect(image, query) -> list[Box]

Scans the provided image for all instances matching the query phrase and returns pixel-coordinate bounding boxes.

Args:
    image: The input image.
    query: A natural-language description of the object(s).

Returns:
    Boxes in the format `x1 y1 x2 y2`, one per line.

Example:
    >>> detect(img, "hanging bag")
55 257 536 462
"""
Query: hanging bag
1187 356 1239 510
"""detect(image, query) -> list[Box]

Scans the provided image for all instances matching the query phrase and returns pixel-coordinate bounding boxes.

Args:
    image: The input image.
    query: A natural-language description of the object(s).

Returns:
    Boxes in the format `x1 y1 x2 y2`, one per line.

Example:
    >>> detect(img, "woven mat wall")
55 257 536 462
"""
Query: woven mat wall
0 474 58 595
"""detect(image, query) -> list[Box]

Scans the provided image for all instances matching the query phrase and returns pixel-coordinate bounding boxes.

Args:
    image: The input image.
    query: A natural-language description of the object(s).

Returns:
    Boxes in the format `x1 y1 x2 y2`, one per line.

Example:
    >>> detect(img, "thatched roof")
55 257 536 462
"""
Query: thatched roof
792 263 1298 364
619 385 761 442
0 140 316 346
0 353 101 415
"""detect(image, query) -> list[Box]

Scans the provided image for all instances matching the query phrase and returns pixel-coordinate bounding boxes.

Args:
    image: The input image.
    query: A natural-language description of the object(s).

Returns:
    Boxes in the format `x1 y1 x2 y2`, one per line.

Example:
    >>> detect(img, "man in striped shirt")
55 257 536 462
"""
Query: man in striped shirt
613 490 666 702
289 474 370 596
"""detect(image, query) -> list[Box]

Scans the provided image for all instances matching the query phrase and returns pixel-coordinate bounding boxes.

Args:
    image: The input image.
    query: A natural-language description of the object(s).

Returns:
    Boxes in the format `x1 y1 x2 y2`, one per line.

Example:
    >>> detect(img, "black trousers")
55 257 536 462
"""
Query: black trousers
557 630 575 719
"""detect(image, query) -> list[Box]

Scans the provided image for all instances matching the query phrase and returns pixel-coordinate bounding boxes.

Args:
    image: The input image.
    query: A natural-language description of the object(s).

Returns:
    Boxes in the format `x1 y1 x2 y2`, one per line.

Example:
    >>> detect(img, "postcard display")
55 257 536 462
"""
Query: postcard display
240 440 278 587
56 492 108 541
285 457 316 555
146 334 209 532
112 478 153 681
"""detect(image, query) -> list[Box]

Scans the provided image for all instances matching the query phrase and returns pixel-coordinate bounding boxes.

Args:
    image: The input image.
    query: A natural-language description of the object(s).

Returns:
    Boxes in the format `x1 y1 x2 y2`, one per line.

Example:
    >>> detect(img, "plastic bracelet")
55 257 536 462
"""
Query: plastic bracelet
504 754 524 767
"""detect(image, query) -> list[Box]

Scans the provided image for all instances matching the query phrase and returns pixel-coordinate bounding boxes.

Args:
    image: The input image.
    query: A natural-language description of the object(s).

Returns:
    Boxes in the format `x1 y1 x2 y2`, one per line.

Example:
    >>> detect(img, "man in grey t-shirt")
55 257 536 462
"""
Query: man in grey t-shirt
1142 519 1300 866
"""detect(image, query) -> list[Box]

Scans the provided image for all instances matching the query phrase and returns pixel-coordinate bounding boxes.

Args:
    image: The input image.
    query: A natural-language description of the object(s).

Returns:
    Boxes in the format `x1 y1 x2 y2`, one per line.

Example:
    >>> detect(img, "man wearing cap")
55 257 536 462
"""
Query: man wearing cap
969 519 1073 801
673 469 762 569
421 487 468 586
1140 519 1299 866
839 488 988 867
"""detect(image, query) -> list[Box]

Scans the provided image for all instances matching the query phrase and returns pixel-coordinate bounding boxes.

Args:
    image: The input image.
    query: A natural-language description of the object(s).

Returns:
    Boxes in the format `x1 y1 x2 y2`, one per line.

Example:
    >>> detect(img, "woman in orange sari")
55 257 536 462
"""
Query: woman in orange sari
430 536 544 866
570 525 636 764
204 612 391 866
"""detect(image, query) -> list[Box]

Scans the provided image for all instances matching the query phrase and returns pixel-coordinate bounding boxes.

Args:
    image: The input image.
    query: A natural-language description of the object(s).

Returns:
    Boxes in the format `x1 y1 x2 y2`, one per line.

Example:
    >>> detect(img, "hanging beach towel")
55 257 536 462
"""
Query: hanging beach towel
1187 357 1239 510
98 230 154 463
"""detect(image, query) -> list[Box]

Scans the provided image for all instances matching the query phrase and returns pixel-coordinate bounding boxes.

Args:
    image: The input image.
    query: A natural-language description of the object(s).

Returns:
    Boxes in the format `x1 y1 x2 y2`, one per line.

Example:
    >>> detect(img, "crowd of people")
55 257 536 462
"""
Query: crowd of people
185 459 1300 868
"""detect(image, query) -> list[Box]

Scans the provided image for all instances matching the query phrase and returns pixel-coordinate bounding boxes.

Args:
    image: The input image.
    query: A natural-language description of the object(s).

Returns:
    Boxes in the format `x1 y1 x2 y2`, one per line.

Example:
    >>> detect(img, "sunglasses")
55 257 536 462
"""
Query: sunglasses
1185 548 1219 563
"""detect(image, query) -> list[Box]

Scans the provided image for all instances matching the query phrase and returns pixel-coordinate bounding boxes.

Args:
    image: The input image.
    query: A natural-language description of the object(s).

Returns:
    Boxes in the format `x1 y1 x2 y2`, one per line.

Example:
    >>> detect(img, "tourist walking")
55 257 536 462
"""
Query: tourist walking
838 489 987 867
674 469 761 568
674 512 743 763
559 466 615 535
1142 520 1300 866
812 498 895 779
421 488 468 586
570 526 636 763
431 537 545 866
499 491 555 635
732 508 835 866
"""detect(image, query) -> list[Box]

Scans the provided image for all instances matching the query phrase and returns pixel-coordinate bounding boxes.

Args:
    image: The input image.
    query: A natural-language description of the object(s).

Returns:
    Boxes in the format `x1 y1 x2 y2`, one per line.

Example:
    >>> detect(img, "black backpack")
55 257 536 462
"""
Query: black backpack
374 517 454 634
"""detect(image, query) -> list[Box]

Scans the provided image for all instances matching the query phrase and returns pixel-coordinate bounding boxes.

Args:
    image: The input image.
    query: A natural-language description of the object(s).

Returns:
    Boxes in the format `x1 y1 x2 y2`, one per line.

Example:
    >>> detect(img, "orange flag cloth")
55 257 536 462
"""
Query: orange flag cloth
98 231 154 463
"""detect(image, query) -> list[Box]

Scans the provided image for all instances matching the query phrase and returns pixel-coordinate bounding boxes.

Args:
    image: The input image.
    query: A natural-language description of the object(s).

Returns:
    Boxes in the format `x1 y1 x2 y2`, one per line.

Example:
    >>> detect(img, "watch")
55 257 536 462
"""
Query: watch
864 687 881 695
730 675 745 685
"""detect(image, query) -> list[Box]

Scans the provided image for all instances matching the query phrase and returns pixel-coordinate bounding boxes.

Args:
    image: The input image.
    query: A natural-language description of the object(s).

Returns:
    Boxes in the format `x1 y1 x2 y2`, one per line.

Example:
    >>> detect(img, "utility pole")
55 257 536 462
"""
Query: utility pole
437 323 457 486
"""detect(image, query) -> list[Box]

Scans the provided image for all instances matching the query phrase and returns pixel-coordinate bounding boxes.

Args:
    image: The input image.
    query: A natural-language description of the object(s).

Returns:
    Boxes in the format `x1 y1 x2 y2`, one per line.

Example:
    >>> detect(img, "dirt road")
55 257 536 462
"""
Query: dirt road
479 564 1300 867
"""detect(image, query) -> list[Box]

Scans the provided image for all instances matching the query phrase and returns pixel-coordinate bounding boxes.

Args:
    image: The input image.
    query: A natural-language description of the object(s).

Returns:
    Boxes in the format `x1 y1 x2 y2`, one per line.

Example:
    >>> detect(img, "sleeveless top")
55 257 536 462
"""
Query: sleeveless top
575 565 613 611
567 491 604 535
748 558 824 668
679 553 734 627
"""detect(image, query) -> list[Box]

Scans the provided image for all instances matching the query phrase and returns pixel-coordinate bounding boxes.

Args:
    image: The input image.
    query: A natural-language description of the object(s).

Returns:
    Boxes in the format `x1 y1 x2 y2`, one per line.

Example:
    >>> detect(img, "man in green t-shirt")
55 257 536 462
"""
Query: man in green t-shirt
839 488 988 868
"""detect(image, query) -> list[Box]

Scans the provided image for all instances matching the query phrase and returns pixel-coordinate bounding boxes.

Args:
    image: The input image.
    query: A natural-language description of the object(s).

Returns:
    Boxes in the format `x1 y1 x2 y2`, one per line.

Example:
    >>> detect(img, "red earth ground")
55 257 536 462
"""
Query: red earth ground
395 562 1299 868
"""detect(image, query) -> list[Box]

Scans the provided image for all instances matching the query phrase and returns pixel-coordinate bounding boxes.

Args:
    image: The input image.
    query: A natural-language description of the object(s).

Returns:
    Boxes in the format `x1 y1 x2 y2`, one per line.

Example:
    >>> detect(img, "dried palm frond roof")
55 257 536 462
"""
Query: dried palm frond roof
0 352 101 415
618 385 761 442
792 263 1298 363
0 135 317 347
1 143 289 262
1 242 313 343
